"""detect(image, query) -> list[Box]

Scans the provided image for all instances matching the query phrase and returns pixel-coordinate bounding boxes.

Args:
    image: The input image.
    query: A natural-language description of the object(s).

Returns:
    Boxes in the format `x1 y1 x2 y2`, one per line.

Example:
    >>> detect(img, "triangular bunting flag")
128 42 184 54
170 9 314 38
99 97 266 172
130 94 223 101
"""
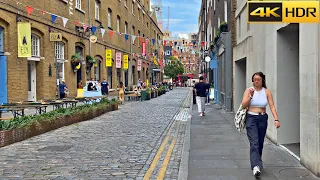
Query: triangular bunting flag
75 21 81 26
62 17 68 27
51 14 58 24
125 34 129 41
91 26 97 34
83 24 88 32
26 6 34 16
152 39 155 45
41 10 46 15
139 37 143 44
109 31 114 38
132 35 136 43
164 40 167 45
101 28 106 37
118 32 122 36
146 38 149 43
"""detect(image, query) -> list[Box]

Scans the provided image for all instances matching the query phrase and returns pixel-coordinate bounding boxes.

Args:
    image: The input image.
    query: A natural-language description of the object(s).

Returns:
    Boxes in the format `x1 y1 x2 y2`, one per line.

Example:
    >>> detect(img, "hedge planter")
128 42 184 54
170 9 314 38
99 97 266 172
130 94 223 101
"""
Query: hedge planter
0 103 119 148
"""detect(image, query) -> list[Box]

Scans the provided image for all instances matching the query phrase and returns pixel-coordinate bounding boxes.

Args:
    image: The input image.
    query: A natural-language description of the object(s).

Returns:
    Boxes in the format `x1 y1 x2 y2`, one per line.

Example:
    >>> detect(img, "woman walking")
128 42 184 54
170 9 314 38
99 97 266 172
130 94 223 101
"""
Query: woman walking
241 72 280 177
119 82 125 104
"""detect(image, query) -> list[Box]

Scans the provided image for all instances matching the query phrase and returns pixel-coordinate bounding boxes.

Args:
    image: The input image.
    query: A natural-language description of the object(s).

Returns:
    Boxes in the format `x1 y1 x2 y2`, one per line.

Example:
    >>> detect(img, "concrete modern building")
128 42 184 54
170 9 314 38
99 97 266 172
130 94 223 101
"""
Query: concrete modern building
0 0 163 103
233 0 320 176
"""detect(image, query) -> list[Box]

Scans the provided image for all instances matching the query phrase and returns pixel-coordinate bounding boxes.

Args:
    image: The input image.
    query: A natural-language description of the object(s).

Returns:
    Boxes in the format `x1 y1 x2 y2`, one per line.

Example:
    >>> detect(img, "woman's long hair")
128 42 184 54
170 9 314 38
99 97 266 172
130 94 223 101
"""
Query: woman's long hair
119 82 123 88
252 72 267 88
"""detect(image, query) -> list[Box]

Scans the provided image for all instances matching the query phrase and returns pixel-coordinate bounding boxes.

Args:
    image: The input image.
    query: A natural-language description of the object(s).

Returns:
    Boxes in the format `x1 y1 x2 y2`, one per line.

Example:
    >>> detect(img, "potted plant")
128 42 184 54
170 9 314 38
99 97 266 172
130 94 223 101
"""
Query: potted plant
146 87 151 100
71 53 82 72
220 21 228 32
86 55 96 73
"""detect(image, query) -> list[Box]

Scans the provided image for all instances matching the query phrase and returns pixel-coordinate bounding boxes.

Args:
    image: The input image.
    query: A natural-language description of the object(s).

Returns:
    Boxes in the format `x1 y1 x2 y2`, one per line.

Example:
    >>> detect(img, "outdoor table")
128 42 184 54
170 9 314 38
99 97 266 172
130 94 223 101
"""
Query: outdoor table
42 102 63 111
0 104 48 117
60 100 78 108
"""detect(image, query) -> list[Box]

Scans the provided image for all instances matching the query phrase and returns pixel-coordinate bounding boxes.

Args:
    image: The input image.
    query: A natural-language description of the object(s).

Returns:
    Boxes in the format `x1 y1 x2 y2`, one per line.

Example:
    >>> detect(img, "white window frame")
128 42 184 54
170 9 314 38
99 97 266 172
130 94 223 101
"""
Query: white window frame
132 1 134 14
31 34 40 58
224 1 227 23
54 42 65 60
95 1 100 20
76 0 82 9
117 16 120 32
108 9 112 28
124 0 127 7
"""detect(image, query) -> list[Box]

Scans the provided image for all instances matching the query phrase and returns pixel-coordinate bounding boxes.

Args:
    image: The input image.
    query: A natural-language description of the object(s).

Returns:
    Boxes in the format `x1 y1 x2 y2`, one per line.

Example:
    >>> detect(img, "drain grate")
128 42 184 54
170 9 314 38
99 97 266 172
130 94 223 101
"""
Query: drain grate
279 168 310 177
38 145 73 152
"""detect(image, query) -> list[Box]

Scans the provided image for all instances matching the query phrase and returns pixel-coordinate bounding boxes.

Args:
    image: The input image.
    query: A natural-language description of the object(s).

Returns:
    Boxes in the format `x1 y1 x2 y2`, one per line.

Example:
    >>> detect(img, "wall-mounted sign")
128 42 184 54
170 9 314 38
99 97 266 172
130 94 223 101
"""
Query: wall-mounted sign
89 35 97 43
17 22 31 57
142 42 146 56
106 49 112 67
137 59 142 71
116 52 122 68
50 33 62 41
123 55 129 69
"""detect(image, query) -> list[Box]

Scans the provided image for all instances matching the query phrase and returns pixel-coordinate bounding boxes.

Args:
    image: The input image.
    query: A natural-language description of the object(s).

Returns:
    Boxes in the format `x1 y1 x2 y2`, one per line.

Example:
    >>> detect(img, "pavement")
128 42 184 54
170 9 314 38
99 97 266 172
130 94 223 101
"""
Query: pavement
0 88 191 179
187 103 320 180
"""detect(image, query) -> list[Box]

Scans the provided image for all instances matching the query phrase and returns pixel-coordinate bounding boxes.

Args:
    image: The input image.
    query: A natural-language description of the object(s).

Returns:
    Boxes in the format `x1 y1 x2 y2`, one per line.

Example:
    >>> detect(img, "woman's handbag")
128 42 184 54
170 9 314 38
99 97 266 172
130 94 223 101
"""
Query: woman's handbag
234 104 247 132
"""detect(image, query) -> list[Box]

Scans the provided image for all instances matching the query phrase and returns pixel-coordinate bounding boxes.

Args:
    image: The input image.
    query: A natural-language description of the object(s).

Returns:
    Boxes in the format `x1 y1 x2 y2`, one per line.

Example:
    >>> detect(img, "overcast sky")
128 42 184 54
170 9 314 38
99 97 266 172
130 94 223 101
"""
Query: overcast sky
151 0 201 39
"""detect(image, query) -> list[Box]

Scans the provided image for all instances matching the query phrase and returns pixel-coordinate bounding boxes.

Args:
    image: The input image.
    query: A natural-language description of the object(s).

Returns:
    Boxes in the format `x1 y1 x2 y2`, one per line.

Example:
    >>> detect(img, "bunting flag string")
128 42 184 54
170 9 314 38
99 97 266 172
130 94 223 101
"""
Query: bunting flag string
14 0 162 46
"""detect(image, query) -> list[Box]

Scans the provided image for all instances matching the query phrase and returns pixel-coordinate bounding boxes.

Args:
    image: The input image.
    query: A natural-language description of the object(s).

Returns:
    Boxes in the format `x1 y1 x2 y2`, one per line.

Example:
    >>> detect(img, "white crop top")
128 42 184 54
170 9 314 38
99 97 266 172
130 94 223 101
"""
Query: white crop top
250 87 268 108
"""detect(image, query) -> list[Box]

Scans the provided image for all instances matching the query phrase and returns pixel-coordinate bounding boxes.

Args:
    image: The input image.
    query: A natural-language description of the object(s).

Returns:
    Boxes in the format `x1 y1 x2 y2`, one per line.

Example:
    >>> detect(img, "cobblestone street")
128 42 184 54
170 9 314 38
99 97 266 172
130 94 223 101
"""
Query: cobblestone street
0 88 191 180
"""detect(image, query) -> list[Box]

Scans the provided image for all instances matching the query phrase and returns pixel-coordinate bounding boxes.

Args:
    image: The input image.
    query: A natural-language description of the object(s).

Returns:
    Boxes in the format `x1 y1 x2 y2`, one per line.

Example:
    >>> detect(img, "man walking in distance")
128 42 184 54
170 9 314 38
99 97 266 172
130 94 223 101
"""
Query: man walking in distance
194 76 207 116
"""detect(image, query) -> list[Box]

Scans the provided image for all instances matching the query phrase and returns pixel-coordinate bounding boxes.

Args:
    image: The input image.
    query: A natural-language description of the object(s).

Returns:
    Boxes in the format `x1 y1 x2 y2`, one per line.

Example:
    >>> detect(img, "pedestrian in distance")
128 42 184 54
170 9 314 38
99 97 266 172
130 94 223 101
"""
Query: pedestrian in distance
119 82 125 104
194 76 207 116
241 71 280 178
205 80 211 106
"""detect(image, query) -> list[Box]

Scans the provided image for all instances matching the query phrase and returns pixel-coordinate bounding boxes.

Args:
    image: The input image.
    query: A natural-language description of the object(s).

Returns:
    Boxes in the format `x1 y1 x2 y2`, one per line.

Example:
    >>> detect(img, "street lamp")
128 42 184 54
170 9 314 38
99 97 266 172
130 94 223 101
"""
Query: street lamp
205 56 211 62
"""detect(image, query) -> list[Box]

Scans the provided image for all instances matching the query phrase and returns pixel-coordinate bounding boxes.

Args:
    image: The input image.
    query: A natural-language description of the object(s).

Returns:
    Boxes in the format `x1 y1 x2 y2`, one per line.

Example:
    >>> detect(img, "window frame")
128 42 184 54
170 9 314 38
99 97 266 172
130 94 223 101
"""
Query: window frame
76 0 82 9
108 8 112 28
95 1 100 20
117 16 120 32
31 34 40 58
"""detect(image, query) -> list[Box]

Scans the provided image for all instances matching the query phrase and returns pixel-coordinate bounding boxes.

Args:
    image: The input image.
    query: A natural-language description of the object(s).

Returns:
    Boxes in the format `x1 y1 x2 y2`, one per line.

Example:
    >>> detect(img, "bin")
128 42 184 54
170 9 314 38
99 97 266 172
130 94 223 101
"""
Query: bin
140 90 147 101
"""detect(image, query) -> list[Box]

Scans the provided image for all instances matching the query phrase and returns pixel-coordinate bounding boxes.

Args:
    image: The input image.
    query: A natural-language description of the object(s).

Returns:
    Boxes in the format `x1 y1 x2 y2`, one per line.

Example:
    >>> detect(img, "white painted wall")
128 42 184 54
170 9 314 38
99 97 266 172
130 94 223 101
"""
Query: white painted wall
299 24 320 175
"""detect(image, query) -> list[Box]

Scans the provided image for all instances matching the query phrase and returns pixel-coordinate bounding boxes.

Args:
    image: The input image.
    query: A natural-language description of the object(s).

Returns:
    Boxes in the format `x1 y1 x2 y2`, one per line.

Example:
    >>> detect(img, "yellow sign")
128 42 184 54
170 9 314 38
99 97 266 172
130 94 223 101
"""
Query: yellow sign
17 22 31 57
106 49 112 67
248 1 319 23
153 56 159 66
123 55 129 69
50 33 62 41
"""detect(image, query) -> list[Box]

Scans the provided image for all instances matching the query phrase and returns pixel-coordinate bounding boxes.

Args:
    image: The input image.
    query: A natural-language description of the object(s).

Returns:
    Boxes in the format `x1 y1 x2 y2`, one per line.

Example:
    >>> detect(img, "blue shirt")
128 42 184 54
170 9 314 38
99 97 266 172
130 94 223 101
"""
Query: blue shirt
59 84 66 94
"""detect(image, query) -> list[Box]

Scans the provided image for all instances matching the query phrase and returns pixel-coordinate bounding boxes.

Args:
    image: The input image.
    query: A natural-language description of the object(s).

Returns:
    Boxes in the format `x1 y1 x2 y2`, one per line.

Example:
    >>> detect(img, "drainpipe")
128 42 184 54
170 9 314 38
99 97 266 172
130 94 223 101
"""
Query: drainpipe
88 0 91 77
128 6 133 87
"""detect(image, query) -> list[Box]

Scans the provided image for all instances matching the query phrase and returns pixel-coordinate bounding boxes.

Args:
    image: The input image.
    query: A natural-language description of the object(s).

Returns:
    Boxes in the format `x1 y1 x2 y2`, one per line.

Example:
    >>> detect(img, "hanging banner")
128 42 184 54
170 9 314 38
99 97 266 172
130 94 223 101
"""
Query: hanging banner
153 56 159 66
116 52 122 68
106 49 112 67
137 59 142 71
123 55 129 69
17 22 32 57
142 42 146 56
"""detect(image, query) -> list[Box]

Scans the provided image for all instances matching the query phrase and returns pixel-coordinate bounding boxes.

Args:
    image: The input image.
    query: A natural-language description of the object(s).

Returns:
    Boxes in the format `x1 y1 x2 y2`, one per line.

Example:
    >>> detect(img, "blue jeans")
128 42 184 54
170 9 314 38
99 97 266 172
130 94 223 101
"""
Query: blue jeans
205 92 210 103
246 113 268 169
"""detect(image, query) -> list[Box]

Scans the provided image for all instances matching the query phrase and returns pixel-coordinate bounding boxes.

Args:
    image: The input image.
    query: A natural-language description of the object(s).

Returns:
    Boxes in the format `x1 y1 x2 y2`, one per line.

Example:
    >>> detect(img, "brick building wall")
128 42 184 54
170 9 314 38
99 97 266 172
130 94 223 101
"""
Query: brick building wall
0 0 163 103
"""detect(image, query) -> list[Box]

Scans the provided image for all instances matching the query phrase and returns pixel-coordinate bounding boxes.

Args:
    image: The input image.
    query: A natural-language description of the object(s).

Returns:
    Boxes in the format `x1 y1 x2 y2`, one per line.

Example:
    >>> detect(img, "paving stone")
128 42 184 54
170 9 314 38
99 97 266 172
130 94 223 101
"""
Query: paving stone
0 88 191 179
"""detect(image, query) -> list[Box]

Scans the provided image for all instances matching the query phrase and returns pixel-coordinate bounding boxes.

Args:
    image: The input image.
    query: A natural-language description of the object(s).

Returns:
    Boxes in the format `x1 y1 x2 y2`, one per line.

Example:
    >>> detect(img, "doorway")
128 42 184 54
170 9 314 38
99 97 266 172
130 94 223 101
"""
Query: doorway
234 58 246 110
28 61 36 101
277 24 300 158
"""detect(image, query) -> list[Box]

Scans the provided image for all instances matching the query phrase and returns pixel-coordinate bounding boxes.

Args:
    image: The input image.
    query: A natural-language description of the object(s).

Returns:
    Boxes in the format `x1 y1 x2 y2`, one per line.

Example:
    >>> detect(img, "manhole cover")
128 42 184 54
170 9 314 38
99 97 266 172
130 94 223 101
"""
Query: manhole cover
279 168 310 177
38 145 73 152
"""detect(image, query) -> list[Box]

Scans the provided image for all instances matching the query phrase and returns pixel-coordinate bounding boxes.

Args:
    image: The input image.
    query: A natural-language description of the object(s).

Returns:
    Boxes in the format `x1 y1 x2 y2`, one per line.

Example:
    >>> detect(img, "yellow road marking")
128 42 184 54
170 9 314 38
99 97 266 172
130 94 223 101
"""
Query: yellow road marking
143 121 176 180
156 134 177 180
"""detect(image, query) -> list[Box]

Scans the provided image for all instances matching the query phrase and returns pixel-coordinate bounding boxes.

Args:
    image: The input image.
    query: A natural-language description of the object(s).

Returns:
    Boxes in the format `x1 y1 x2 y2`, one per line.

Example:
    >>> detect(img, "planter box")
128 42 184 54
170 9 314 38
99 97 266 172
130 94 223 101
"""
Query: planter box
0 103 119 148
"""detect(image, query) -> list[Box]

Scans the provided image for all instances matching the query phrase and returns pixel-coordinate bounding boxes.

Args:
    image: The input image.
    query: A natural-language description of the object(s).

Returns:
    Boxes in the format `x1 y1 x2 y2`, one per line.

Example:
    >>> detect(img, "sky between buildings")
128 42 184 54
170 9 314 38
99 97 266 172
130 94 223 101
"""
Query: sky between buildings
151 0 201 39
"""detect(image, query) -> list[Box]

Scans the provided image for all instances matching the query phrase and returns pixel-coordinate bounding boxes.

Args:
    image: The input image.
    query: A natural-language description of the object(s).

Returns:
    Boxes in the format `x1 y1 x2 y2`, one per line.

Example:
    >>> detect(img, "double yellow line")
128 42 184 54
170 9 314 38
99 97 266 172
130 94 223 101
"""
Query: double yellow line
143 121 178 180
144 91 191 180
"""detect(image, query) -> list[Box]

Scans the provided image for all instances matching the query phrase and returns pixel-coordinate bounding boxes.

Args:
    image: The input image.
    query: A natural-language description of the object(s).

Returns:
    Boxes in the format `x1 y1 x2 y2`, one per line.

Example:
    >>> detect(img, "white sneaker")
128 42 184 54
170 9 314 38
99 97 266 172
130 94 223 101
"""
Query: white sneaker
207 103 210 105
253 166 261 177
199 113 203 117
